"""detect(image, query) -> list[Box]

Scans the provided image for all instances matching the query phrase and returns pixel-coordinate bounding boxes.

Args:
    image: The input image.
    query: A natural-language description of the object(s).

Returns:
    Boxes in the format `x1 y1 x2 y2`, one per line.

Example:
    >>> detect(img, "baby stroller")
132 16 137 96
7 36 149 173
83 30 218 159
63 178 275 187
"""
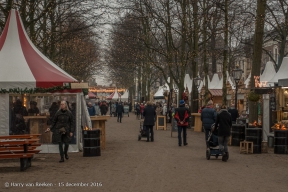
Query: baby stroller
138 121 147 141
205 124 223 160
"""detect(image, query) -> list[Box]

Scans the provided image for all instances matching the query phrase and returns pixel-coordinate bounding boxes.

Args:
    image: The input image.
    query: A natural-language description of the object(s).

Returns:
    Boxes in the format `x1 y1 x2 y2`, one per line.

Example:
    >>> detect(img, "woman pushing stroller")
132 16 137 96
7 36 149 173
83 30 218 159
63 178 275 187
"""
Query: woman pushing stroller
214 104 232 162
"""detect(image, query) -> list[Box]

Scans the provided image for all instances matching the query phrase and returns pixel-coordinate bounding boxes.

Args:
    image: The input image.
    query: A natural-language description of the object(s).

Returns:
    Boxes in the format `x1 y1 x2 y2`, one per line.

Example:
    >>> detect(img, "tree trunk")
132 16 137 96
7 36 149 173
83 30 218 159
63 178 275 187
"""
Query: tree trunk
191 0 199 113
222 0 229 106
203 0 210 103
249 0 267 122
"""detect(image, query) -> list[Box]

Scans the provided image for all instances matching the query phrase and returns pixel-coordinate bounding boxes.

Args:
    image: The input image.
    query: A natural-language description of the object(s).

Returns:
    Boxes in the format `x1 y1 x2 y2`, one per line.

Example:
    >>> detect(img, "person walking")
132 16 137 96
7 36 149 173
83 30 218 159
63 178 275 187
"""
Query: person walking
228 104 239 124
201 100 217 142
116 102 124 123
143 101 156 142
100 101 108 115
215 105 232 162
87 102 95 116
46 101 74 163
174 100 190 146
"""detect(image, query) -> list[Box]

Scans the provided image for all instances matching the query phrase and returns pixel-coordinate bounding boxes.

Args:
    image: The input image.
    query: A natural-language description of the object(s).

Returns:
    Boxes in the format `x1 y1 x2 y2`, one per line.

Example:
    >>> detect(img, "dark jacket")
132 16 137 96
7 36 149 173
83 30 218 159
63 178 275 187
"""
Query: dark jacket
174 105 190 126
215 109 232 136
116 104 124 114
228 108 239 122
143 105 156 126
201 107 217 129
50 109 74 143
87 106 96 116
100 103 108 114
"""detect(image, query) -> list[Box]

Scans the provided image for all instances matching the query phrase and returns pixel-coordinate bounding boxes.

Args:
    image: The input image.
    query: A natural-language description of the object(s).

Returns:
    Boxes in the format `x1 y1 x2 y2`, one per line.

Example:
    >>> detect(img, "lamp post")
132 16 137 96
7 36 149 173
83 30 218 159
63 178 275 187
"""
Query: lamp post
193 75 202 111
232 65 243 111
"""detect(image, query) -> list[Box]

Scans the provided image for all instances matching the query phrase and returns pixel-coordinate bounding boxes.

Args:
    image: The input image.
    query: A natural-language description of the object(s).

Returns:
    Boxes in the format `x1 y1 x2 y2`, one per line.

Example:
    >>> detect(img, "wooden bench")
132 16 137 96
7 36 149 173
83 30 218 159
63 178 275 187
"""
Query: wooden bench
0 135 41 171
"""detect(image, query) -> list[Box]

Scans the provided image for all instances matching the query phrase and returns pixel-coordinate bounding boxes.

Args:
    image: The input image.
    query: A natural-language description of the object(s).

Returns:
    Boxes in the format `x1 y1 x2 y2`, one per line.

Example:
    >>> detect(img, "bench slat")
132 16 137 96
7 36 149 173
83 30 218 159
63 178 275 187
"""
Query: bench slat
0 150 40 154
0 153 34 158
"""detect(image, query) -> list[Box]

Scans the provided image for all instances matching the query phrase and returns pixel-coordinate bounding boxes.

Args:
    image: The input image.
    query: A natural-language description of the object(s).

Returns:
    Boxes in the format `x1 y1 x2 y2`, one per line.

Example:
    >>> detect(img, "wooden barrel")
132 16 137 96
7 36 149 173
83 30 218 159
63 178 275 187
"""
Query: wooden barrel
82 129 101 157
231 124 245 146
245 128 262 154
274 130 288 154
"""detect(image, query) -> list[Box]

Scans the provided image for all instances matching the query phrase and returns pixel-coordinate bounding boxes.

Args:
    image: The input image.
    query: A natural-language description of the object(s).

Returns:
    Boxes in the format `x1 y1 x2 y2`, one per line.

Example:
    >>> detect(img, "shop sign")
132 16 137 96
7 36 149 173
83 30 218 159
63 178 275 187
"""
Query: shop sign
70 83 89 89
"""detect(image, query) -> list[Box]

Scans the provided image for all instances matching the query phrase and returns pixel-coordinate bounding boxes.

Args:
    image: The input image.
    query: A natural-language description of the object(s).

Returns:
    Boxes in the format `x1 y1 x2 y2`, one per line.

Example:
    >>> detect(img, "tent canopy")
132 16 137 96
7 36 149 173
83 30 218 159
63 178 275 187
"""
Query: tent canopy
0 10 77 89
268 57 288 86
261 61 276 82
121 90 129 101
88 92 97 99
184 74 193 93
154 85 166 99
107 91 121 100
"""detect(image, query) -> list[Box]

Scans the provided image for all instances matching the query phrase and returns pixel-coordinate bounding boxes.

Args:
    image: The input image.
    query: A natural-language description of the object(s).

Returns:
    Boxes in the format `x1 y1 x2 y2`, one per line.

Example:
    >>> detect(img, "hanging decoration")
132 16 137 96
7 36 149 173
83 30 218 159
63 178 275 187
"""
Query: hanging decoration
0 86 71 94
248 91 260 102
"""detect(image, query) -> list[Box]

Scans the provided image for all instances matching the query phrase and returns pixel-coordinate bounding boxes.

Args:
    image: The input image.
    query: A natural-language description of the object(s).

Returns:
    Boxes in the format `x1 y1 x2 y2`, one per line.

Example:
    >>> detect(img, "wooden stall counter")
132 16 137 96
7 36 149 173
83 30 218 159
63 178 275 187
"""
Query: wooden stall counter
191 113 202 132
90 116 110 150
23 116 50 143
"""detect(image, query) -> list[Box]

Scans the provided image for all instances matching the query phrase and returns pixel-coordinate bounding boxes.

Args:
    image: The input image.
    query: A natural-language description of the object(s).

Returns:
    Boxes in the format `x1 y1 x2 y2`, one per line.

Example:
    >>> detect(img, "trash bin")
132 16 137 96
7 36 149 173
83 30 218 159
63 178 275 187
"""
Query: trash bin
83 129 101 157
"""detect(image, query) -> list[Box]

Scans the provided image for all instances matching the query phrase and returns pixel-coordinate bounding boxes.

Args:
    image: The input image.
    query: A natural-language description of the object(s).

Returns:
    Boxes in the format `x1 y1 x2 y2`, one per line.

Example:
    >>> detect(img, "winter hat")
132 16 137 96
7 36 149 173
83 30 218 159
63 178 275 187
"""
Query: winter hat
180 100 185 105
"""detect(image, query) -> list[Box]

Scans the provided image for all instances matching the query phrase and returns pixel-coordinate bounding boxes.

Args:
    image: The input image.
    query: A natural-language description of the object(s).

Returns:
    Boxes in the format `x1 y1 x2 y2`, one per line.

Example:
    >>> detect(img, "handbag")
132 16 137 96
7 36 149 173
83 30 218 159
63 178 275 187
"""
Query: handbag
59 127 66 134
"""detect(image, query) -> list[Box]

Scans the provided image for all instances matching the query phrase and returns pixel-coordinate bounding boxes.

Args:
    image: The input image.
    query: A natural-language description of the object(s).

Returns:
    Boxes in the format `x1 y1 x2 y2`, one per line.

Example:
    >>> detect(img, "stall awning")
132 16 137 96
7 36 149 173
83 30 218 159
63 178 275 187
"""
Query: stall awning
209 89 222 96
278 78 288 87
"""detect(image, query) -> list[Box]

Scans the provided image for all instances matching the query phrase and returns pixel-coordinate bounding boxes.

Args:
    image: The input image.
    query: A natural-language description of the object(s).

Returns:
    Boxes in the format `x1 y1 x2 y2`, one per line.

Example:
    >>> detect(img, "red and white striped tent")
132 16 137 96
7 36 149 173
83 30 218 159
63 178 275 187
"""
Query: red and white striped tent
106 91 121 100
0 10 78 137
0 9 77 89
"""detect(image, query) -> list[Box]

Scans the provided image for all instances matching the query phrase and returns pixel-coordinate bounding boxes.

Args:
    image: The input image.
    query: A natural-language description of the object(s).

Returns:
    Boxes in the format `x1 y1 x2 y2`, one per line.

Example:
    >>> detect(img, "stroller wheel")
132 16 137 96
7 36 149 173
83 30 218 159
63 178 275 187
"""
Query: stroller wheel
206 149 211 160
138 135 141 141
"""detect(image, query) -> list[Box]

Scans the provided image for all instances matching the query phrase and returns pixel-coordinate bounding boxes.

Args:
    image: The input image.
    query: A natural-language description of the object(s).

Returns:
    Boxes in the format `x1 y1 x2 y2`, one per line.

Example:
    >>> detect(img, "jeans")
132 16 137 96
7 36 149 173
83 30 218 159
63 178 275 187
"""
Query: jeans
203 128 211 142
218 136 230 153
146 125 154 141
178 126 187 145
59 143 69 157
117 113 122 122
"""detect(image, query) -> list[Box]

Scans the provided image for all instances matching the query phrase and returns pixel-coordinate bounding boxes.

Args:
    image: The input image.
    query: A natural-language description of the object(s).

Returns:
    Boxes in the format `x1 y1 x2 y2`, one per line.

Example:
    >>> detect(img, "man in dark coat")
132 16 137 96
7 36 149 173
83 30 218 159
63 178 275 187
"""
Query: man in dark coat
143 101 156 142
228 104 239 124
201 100 217 142
116 102 124 123
174 100 190 146
215 105 232 162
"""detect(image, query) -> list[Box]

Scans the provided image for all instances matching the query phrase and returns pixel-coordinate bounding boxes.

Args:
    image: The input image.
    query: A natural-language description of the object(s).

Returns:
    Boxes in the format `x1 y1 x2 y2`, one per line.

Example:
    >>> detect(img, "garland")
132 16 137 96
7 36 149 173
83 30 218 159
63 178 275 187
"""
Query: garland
0 86 71 94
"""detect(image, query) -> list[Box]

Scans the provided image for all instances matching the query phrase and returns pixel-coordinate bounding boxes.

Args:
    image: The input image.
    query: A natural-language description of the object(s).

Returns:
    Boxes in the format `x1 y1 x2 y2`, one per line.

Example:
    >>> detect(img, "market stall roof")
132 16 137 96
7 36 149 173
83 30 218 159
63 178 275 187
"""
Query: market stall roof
154 85 166 99
244 73 251 88
121 90 129 100
209 89 223 96
88 92 97 99
0 10 77 89
184 74 193 93
208 73 220 89
268 57 288 86
106 91 121 100
261 61 276 82
226 71 236 90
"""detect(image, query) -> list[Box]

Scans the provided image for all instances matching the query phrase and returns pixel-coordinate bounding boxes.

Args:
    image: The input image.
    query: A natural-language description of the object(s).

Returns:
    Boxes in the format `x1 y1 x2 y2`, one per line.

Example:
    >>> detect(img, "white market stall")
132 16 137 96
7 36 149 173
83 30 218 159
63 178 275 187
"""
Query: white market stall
121 90 129 101
106 91 121 101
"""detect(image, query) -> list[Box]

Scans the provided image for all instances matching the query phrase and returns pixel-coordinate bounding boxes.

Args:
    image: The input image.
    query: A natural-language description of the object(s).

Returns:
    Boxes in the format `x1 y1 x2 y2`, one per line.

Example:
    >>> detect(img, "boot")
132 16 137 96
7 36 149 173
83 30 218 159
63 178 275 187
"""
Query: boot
222 152 228 162
59 157 64 163
64 144 69 160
